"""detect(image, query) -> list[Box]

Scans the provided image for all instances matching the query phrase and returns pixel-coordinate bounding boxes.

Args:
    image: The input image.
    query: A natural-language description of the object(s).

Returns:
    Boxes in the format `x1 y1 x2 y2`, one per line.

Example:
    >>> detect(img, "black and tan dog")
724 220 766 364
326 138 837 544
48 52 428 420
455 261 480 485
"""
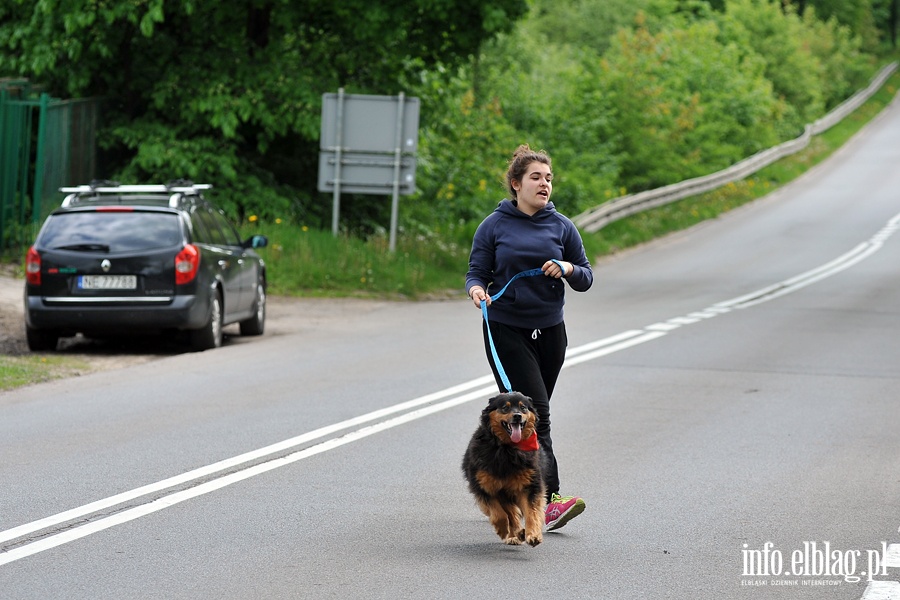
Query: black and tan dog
462 392 546 546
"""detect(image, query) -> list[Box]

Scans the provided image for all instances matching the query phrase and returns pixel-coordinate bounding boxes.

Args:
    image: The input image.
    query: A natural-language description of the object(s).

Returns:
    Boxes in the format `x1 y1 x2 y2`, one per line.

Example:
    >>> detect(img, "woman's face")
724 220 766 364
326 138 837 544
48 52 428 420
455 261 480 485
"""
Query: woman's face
512 161 552 216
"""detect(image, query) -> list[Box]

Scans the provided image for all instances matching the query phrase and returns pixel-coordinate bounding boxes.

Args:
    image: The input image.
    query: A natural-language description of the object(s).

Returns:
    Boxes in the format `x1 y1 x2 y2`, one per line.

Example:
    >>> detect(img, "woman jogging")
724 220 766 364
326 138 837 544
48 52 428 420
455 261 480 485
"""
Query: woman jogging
465 144 594 531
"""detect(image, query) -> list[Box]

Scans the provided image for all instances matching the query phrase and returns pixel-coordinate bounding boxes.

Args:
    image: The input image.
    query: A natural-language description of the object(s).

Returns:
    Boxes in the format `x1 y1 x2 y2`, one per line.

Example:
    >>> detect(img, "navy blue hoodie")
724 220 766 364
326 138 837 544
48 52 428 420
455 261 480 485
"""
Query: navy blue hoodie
466 199 593 329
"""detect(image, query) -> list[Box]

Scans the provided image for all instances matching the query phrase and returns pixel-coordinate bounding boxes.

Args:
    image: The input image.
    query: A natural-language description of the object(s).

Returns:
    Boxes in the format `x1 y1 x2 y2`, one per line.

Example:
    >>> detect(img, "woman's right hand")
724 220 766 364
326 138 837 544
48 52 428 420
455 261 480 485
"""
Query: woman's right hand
469 286 490 308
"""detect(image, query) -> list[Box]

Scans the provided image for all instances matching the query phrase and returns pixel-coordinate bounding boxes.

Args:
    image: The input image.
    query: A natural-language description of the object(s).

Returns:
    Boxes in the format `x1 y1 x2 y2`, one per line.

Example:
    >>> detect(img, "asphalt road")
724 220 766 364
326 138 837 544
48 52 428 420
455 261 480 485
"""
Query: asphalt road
1 98 899 599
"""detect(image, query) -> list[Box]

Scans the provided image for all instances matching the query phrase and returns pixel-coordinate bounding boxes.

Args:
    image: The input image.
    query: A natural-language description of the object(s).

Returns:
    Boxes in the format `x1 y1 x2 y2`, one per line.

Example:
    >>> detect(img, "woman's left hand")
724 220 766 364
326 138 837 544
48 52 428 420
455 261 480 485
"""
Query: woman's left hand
542 260 571 279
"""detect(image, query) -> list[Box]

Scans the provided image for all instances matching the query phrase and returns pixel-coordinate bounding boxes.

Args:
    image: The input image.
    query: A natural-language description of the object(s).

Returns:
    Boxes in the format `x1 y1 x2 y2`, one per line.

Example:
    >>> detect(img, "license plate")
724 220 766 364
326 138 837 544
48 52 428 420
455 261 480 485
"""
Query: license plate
77 275 137 290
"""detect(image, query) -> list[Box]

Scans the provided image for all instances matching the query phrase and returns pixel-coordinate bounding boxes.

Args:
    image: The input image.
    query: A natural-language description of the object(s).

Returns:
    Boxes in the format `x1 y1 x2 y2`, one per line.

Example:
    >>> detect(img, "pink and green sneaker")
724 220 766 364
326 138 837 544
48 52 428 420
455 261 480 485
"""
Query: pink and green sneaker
545 493 585 531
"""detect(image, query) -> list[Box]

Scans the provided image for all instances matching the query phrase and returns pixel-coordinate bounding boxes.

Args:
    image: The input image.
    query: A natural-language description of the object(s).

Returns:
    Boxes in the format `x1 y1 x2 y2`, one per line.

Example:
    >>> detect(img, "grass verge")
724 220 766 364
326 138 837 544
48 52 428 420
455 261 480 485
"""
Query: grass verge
0 354 91 392
246 224 468 299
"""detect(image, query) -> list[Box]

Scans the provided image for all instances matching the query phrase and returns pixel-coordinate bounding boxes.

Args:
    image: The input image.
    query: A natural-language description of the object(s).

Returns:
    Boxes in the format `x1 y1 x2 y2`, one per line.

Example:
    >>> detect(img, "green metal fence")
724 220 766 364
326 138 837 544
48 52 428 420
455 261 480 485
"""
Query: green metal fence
0 79 99 254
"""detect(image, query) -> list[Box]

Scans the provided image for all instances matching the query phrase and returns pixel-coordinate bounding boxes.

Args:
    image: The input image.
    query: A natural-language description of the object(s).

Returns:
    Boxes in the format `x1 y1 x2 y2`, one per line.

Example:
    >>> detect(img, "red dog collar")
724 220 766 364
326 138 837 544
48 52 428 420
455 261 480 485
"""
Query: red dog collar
514 434 539 452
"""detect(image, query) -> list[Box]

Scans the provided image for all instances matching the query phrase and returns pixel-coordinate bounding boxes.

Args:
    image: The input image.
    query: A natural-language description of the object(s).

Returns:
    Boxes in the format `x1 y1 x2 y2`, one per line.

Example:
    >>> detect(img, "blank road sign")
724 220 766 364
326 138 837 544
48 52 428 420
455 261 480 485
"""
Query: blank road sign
318 93 419 196
320 93 419 154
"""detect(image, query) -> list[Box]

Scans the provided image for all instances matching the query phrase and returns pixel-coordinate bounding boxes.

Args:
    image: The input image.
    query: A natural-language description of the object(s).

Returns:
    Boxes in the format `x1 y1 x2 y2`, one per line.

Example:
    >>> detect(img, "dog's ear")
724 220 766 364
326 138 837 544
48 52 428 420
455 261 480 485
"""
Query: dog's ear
481 394 502 421
482 395 498 417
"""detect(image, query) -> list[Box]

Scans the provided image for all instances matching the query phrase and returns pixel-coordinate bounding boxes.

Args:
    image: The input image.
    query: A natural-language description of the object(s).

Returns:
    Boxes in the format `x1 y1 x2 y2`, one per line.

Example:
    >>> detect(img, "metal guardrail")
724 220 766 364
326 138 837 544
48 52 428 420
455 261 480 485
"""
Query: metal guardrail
572 62 899 233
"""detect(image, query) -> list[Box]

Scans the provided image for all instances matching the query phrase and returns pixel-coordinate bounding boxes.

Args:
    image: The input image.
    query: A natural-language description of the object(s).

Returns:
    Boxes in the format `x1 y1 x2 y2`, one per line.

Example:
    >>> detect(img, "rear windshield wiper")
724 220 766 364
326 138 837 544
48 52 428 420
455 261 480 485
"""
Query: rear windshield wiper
53 243 111 252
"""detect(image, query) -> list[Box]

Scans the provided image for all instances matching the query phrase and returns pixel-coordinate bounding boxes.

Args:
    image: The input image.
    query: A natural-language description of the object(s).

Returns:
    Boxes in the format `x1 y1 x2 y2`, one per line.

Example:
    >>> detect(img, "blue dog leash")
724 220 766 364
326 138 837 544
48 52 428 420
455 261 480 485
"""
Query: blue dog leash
480 259 567 393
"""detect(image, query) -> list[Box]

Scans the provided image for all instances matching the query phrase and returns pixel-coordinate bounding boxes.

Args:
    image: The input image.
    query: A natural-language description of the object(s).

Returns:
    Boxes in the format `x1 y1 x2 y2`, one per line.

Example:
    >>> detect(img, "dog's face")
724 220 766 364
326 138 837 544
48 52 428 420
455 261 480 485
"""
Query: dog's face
483 392 538 445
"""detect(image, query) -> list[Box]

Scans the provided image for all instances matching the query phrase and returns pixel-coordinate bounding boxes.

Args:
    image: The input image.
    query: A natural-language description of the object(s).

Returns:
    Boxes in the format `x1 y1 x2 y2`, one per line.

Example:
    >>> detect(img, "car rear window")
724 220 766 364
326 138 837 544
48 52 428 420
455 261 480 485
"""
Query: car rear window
39 211 184 253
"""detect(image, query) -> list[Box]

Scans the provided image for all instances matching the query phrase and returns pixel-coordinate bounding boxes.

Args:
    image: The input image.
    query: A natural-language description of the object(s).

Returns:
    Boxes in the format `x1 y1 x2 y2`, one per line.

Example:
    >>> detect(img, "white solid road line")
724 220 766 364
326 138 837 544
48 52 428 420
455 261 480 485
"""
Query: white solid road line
2 210 898 567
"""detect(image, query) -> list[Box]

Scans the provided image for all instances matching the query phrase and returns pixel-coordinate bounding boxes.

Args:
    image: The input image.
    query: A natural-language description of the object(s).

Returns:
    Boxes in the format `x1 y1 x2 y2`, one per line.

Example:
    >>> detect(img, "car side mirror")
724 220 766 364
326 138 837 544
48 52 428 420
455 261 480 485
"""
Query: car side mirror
244 234 268 249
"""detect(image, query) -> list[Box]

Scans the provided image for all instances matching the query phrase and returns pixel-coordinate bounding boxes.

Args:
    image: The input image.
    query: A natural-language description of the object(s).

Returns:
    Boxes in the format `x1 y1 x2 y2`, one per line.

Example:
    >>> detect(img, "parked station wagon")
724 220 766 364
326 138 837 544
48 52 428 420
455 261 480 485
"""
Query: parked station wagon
24 181 268 352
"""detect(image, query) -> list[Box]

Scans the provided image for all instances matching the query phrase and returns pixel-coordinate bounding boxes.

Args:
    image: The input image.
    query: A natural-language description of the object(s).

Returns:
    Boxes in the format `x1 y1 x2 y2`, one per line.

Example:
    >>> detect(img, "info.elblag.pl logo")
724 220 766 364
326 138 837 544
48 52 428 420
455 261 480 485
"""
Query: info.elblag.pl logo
741 541 900 586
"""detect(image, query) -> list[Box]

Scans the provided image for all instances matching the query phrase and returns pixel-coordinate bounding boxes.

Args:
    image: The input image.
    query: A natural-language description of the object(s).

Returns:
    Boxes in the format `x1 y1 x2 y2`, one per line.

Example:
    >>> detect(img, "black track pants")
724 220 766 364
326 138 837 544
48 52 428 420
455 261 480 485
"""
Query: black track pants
481 319 567 499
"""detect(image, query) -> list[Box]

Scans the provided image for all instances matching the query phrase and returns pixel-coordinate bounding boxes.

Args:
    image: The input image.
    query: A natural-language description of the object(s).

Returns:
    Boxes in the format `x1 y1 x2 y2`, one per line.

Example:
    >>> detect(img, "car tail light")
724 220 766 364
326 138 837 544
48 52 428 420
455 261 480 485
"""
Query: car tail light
25 246 41 285
175 244 200 285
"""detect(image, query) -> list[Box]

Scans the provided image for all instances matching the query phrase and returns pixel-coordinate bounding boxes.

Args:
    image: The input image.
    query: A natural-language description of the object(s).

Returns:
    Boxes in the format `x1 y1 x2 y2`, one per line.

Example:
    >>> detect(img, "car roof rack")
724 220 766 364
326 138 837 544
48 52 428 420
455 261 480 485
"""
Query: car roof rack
59 180 212 208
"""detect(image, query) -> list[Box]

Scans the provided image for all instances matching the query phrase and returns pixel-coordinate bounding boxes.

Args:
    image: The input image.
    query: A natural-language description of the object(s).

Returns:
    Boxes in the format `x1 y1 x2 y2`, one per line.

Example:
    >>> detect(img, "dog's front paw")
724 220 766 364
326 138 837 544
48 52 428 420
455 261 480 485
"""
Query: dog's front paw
526 533 543 547
504 529 527 545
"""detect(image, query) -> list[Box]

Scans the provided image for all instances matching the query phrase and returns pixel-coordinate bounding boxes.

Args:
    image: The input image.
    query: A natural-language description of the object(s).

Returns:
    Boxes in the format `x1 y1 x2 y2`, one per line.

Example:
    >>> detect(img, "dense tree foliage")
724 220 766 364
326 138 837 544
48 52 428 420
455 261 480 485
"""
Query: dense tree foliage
402 0 882 226
598 16 780 191
793 0 884 49
0 0 891 239
0 0 526 222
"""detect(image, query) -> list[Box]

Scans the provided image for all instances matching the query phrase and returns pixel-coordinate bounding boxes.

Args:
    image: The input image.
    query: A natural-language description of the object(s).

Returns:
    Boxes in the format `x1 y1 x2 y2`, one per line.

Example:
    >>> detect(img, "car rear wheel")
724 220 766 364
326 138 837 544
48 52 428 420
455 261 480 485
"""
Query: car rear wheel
190 291 223 351
26 326 60 352
239 281 266 336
